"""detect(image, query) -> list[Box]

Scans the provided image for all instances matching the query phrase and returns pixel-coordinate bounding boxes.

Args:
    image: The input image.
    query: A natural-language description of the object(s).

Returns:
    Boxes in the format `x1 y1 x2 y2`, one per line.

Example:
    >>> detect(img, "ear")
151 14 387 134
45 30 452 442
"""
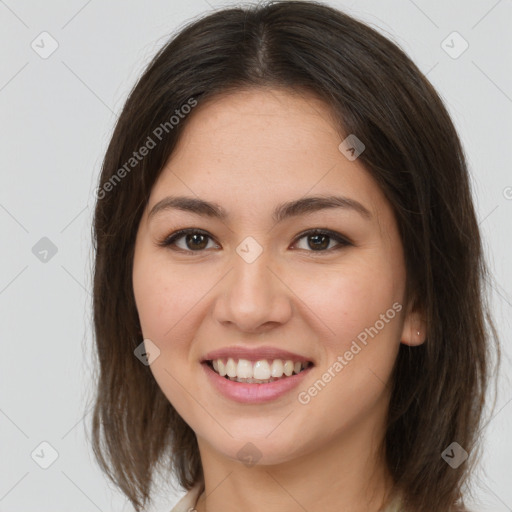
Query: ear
400 304 427 347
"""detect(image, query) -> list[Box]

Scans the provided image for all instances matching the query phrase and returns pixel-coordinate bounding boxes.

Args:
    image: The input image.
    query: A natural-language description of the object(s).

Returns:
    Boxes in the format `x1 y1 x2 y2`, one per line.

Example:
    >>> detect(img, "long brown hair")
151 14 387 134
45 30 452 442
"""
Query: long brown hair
88 2 500 510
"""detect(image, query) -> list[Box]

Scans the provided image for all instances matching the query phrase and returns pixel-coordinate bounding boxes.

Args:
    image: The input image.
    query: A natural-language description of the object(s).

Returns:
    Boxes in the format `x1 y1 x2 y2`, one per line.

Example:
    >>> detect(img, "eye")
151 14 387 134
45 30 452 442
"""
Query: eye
158 228 219 253
157 228 352 254
292 229 352 252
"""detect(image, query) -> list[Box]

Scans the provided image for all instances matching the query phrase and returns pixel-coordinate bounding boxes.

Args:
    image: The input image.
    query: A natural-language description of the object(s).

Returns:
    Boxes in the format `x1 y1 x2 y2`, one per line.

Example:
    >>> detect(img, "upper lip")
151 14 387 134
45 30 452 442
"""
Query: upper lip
201 345 313 364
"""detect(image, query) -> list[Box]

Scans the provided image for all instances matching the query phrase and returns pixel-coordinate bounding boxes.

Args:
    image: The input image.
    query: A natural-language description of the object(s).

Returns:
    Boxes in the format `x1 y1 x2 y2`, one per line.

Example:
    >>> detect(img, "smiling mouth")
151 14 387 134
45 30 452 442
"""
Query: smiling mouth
205 358 313 384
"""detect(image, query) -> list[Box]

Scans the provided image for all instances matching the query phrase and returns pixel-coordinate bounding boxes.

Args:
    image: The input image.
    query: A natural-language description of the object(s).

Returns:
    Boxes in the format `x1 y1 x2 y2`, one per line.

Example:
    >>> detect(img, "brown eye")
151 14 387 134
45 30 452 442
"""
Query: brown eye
159 229 218 252
292 229 352 252
183 232 209 250
158 228 351 254
306 233 330 250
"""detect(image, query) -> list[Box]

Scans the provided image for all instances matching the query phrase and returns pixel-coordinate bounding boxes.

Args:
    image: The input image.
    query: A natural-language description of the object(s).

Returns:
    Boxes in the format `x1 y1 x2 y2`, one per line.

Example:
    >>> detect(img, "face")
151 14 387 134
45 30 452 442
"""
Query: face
132 87 424 468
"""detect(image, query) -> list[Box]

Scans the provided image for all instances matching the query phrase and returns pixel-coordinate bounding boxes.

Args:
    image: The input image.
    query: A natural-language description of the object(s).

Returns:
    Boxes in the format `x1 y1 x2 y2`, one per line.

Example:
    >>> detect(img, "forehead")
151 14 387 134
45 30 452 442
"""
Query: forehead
147 87 389 225
176 87 340 155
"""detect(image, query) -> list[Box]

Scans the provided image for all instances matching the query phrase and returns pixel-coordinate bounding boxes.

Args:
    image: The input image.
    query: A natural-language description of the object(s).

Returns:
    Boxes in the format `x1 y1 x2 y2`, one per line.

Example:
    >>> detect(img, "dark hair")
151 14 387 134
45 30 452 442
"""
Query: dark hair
88 1 500 511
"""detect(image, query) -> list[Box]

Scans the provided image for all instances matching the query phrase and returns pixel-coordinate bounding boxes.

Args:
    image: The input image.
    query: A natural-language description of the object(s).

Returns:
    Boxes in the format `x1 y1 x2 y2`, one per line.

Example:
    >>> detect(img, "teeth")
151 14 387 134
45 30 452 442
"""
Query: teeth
253 360 270 380
271 359 284 378
209 358 310 381
226 358 237 378
283 360 294 376
237 359 253 379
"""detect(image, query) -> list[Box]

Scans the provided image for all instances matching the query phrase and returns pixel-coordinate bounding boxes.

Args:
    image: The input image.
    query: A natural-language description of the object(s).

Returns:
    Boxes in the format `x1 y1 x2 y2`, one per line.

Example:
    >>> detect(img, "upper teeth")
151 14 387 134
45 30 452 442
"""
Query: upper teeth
211 358 309 380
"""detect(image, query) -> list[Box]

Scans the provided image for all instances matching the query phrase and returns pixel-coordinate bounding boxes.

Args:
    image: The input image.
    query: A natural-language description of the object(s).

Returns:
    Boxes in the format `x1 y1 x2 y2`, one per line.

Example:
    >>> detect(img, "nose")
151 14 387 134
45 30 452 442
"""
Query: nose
212 247 293 334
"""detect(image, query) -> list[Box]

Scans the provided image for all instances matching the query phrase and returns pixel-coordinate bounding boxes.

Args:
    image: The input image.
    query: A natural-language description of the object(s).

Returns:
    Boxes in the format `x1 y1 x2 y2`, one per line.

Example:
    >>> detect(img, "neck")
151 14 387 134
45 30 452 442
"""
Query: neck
194 412 395 512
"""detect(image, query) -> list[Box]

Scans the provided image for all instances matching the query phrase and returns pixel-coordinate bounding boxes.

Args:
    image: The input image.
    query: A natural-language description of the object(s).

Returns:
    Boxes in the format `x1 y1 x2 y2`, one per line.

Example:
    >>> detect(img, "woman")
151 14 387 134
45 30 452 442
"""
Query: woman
89 2 500 511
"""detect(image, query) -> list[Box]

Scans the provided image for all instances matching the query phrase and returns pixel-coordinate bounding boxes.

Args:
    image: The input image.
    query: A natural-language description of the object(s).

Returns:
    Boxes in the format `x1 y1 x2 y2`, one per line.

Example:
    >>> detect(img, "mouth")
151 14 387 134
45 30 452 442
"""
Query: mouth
203 358 314 384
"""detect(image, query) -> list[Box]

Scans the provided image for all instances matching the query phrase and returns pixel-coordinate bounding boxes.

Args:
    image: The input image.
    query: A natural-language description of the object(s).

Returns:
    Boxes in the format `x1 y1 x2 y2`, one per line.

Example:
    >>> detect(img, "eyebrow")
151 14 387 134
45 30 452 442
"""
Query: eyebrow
148 194 372 223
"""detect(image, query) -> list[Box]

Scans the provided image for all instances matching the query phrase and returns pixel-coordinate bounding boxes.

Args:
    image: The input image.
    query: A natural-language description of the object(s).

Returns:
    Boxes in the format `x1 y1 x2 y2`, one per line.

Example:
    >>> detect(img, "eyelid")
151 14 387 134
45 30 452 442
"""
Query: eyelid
292 228 352 249
157 227 353 253
158 228 219 252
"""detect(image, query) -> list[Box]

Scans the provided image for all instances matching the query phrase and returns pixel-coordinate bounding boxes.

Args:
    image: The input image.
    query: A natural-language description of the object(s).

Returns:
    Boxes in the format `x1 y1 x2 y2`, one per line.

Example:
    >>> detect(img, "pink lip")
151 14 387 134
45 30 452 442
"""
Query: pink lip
201 345 312 364
201 362 313 404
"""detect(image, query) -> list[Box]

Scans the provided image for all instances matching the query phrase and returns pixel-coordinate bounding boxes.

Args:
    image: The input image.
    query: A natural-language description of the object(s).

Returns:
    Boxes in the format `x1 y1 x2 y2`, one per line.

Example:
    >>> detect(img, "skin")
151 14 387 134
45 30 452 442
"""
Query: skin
132 87 426 512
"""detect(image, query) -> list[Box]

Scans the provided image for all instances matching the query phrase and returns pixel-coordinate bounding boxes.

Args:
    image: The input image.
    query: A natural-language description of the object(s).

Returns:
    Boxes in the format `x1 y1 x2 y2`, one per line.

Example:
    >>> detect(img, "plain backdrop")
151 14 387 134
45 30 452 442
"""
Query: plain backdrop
0 0 511 510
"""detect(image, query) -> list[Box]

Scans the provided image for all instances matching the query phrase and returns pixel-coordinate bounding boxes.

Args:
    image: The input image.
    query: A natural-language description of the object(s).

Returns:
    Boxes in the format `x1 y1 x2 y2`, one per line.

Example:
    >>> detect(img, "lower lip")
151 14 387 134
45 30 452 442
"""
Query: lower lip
201 362 313 404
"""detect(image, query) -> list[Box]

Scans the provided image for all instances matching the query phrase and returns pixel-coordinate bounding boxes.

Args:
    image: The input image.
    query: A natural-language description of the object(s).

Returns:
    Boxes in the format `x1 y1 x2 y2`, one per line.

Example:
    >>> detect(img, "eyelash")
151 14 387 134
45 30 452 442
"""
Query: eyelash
157 228 352 255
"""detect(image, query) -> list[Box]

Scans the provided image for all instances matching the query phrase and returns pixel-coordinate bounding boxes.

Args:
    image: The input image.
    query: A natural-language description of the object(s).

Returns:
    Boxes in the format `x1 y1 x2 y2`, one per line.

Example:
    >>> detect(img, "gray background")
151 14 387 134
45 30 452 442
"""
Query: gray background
0 0 511 510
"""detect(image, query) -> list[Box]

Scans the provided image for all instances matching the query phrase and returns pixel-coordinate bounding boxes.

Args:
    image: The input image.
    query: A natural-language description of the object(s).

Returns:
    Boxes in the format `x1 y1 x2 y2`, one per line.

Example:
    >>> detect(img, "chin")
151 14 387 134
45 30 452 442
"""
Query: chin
205 431 309 467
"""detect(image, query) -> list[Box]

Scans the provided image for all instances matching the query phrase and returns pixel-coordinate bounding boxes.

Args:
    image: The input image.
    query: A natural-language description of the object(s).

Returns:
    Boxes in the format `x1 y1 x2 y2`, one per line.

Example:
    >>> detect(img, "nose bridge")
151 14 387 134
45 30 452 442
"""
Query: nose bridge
231 242 275 307
214 238 291 331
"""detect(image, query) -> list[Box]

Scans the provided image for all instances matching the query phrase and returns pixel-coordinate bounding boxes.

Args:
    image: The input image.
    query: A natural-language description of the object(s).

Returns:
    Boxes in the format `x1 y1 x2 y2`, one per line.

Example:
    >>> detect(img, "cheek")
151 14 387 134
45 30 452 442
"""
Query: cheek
132 252 203 404
133 264 173 338
287 253 404 354
133 247 197 338
290 262 403 427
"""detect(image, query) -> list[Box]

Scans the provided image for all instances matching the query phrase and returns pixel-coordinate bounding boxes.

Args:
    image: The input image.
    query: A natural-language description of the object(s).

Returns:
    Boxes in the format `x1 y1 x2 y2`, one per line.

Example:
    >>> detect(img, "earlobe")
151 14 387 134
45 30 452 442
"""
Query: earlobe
400 309 427 346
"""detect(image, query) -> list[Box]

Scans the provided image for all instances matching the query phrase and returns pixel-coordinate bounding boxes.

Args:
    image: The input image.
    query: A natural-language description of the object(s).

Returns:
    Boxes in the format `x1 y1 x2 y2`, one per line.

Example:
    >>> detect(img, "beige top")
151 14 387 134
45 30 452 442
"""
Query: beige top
169 483 403 511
